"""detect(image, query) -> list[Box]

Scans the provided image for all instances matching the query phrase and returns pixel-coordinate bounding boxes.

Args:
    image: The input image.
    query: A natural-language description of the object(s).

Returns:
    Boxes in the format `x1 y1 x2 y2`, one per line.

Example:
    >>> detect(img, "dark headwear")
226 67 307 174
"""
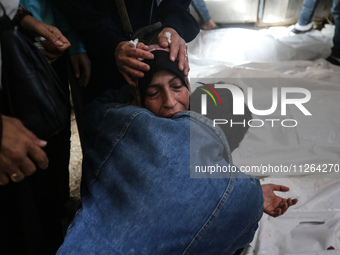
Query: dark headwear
138 49 189 102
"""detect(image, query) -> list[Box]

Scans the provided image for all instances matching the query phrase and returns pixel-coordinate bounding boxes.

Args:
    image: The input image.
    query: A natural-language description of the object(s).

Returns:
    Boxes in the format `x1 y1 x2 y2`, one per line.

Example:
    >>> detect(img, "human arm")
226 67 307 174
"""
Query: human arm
157 27 189 76
0 115 49 185
262 184 298 217
70 53 91 87
157 0 199 76
19 14 71 60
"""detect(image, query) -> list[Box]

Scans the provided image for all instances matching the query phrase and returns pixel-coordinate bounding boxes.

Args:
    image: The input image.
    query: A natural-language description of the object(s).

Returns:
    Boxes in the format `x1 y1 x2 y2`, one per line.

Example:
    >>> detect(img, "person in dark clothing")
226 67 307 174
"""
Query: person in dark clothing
0 2 72 254
51 0 199 104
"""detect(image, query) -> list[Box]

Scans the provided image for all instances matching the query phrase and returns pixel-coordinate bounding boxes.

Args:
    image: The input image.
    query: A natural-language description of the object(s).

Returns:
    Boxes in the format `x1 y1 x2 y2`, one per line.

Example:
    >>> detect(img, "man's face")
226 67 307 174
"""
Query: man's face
144 70 189 118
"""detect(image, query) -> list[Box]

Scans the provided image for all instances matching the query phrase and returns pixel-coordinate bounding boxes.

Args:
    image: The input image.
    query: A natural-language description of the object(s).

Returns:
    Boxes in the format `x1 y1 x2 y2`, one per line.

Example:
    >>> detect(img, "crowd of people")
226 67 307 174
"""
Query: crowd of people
1 0 338 254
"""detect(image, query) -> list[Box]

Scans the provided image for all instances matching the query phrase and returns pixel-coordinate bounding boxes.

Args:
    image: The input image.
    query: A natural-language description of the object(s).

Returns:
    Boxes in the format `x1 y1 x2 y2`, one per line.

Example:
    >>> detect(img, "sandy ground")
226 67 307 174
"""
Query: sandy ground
69 118 82 199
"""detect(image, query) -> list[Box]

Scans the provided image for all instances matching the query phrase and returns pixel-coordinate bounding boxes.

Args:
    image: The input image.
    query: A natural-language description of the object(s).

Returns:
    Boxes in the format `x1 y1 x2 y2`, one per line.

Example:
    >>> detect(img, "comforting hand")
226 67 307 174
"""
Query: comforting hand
115 41 154 87
70 53 91 87
262 184 298 217
158 27 189 76
0 116 49 185
20 15 71 60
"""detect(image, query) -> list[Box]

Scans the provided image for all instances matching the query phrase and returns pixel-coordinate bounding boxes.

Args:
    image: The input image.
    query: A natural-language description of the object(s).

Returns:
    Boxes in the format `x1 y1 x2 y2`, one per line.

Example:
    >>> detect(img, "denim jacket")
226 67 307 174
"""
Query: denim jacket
57 91 264 255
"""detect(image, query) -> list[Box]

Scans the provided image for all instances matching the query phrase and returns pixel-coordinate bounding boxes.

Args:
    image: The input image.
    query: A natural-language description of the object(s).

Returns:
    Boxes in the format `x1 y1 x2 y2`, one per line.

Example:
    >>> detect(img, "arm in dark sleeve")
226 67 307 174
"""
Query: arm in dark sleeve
0 114 3 152
50 0 127 56
158 0 199 42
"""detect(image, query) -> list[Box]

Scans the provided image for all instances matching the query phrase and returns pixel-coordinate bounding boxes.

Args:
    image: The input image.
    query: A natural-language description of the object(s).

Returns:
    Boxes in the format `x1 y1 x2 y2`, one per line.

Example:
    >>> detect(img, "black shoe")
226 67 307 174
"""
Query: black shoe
291 26 313 34
326 55 340 66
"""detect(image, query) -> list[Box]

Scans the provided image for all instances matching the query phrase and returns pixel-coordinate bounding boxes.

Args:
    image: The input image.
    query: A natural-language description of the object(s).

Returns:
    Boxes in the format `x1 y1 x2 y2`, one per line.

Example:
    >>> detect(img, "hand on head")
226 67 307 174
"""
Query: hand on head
158 28 189 76
115 41 154 87
116 27 189 87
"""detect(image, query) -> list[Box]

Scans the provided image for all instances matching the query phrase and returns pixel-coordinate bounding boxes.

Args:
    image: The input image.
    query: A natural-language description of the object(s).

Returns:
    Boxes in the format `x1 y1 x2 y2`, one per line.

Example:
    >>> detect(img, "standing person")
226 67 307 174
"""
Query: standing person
292 0 320 34
19 0 92 137
51 0 199 104
0 1 74 254
327 0 340 65
191 0 218 30
291 0 340 66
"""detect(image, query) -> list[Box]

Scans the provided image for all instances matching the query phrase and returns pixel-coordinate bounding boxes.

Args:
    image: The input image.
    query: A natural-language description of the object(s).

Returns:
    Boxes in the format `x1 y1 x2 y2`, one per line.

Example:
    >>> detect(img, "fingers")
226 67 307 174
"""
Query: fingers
277 185 290 192
41 42 65 59
136 42 149 51
9 171 25 183
27 142 49 170
183 46 190 76
121 57 150 74
279 200 289 215
292 198 299 205
70 53 92 87
266 183 290 192
158 33 170 48
121 63 145 84
80 57 91 87
0 155 26 184
40 26 71 60
17 122 47 149
157 28 189 76
20 157 38 176
71 57 81 79
26 130 48 171
42 28 63 47
44 25 71 49
0 173 9 185
117 41 154 60
0 116 49 186
122 73 138 87
115 41 154 85
176 43 189 75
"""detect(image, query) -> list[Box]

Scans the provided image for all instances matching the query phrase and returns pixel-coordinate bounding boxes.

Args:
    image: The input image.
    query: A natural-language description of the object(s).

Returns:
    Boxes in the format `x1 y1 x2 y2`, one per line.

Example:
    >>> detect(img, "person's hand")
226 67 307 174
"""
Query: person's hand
262 184 298 217
70 53 91 87
0 116 49 185
158 27 189 76
20 15 71 61
115 41 154 87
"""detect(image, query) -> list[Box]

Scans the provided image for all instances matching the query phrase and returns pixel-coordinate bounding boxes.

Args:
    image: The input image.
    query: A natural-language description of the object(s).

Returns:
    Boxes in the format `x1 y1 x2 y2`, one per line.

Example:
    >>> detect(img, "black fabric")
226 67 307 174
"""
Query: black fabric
0 124 71 255
0 113 2 151
159 0 199 42
0 19 69 140
138 50 188 102
50 0 199 104
0 55 71 255
0 6 71 255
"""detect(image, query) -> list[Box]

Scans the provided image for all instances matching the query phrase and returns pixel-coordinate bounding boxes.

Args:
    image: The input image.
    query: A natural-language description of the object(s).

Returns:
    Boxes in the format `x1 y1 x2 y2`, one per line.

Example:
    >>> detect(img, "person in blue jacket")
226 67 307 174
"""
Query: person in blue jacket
57 48 297 254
